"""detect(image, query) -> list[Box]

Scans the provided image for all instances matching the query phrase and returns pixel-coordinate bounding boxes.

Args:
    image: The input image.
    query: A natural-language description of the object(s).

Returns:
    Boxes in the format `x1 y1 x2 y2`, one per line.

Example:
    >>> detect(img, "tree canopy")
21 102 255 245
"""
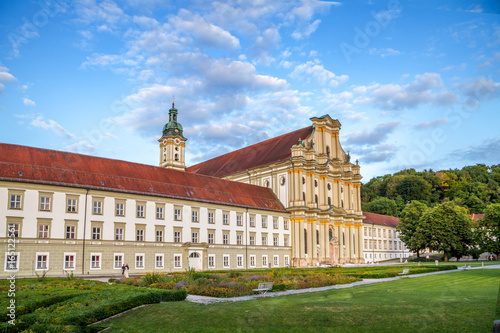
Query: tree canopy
362 164 500 216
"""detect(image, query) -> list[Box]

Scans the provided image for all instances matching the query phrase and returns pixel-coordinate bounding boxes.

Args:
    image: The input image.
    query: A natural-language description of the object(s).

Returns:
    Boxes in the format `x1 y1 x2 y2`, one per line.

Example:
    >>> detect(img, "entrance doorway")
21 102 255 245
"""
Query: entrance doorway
188 252 202 271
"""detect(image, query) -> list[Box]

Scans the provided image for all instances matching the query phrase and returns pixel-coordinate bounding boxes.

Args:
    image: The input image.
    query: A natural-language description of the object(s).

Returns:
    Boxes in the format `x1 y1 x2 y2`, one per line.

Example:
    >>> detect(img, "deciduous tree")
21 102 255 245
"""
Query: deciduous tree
397 200 428 258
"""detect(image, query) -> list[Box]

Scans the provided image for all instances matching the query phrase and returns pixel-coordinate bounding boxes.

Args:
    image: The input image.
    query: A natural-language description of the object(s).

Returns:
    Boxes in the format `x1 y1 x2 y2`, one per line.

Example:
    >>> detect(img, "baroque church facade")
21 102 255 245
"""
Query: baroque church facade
188 114 365 266
1 104 365 277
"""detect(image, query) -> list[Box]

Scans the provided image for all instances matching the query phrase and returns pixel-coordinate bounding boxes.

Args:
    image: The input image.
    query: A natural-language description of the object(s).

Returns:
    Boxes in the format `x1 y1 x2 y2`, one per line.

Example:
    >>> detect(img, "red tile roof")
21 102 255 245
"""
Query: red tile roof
362 212 400 228
471 213 484 220
187 126 314 178
0 143 286 212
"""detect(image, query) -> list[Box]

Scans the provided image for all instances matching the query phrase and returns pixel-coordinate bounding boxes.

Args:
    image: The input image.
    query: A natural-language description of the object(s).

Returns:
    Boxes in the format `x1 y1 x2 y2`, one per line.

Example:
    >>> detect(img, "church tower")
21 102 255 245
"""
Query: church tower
159 102 187 171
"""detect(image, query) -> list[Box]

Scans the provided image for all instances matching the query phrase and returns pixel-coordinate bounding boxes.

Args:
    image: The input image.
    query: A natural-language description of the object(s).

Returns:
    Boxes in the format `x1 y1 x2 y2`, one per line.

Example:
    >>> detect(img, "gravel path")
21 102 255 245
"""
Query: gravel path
186 264 500 305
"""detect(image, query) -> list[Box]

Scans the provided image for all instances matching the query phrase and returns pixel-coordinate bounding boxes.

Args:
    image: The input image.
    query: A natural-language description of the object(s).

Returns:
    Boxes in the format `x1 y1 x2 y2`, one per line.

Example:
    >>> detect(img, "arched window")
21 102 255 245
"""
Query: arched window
303 192 306 201
326 146 330 157
316 230 319 245
314 180 318 187
329 226 333 241
302 177 305 184
189 252 200 258
328 197 331 205
315 195 318 204
174 153 179 161
341 199 344 208
264 180 270 187
327 183 331 190
280 177 286 185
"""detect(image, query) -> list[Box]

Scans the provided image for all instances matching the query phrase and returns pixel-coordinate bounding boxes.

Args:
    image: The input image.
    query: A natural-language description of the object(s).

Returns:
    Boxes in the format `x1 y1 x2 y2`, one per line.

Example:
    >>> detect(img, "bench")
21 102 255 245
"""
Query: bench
399 269 410 276
460 264 471 271
253 282 273 294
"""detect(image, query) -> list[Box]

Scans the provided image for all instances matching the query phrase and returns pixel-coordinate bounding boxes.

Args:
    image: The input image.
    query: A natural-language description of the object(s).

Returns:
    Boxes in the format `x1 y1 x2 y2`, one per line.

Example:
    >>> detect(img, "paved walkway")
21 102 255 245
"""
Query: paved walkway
186 264 500 305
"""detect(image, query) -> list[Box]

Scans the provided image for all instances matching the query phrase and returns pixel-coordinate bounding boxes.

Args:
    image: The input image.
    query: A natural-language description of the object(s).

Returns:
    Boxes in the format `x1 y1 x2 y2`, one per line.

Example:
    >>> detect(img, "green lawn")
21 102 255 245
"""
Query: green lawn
101 269 500 333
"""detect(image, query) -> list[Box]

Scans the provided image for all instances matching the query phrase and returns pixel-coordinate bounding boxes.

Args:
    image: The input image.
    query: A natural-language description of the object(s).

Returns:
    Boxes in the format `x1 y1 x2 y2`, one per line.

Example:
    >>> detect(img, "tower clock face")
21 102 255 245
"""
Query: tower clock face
175 138 180 144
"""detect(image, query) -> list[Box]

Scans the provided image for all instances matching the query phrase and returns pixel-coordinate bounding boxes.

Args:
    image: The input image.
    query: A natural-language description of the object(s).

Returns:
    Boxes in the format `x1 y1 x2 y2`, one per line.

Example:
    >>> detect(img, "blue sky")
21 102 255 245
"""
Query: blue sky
0 0 499 181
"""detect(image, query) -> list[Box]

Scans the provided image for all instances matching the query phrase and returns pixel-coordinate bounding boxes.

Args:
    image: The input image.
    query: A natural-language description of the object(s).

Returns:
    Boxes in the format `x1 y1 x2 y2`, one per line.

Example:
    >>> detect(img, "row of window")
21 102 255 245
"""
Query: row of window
5 253 290 271
8 223 289 246
363 239 403 251
364 226 398 239
8 191 289 229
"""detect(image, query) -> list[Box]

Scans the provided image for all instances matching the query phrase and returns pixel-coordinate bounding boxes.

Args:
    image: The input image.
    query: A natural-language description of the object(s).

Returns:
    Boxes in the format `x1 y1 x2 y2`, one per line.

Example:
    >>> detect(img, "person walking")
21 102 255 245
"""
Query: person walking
124 263 129 278
121 264 125 275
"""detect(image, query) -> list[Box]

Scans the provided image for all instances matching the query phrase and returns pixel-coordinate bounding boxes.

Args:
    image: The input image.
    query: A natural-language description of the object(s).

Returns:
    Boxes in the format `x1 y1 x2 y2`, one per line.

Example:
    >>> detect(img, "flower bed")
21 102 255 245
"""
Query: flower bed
133 268 361 298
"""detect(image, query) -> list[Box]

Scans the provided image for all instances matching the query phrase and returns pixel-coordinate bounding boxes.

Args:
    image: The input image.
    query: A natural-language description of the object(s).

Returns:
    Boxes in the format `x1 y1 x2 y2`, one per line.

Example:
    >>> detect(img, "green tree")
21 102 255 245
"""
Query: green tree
387 175 432 204
417 202 473 262
397 200 428 258
362 197 398 216
479 203 500 256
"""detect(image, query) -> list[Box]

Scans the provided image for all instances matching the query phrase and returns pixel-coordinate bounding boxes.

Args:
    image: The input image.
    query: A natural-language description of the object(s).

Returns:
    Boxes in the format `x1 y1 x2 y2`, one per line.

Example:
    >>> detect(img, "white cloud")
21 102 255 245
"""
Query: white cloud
413 118 448 129
354 73 458 110
74 0 130 31
455 77 500 100
368 47 401 58
171 10 241 50
345 121 401 145
292 19 321 40
23 98 36 106
291 60 349 87
0 66 16 91
31 115 75 139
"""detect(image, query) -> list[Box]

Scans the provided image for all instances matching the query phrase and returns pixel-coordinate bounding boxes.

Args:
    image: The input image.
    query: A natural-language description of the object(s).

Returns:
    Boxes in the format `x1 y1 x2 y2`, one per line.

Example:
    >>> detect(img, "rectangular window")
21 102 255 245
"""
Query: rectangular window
92 227 101 240
66 226 75 239
208 255 215 268
364 227 367 236
136 255 144 269
37 254 48 270
156 206 164 219
174 208 182 221
39 196 51 211
223 255 229 268
64 254 75 269
284 237 289 247
223 214 229 225
262 217 267 228
38 224 49 238
156 230 163 242
250 235 255 245
93 200 102 215
273 236 278 246
208 232 214 244
223 234 229 245
116 203 125 216
249 216 255 227
114 255 123 268
284 255 289 267
273 218 278 229
9 194 22 209
174 255 182 268
115 228 124 240
192 232 198 243
8 223 20 238
208 212 214 224
273 255 279 267
67 198 78 213
136 229 144 242
174 231 181 243
5 253 19 271
137 204 145 218
236 234 243 245
284 220 289 230
237 215 242 226
91 254 100 269
262 255 267 267
237 255 243 267
262 236 267 246
156 255 164 268
192 211 198 222
250 255 256 267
